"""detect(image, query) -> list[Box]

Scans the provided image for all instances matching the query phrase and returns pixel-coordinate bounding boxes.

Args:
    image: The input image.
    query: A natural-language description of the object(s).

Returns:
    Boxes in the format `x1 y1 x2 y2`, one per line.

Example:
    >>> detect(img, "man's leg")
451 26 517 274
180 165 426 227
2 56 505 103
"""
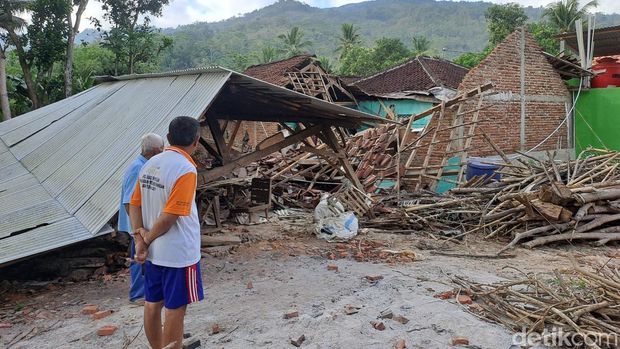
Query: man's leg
129 235 145 301
144 300 164 348
143 261 165 349
162 306 187 349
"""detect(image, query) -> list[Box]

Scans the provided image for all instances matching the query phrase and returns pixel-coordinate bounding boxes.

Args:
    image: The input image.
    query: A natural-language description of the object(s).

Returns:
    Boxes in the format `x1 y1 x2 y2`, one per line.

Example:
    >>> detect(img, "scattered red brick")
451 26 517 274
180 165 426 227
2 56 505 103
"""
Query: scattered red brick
392 315 409 324
327 252 336 260
394 339 406 349
327 265 338 272
469 303 484 313
371 321 386 331
434 290 455 299
344 304 361 315
338 251 348 258
246 281 253 289
450 337 470 346
92 310 113 320
97 325 118 336
364 275 384 282
457 295 473 305
211 324 221 335
0 323 12 329
82 305 99 315
283 309 299 319
290 334 306 347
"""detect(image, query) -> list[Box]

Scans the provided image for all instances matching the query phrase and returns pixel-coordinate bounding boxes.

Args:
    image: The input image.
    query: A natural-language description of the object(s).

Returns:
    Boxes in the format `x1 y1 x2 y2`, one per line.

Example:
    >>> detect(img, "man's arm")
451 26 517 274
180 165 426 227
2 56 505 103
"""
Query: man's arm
142 213 180 245
128 180 148 263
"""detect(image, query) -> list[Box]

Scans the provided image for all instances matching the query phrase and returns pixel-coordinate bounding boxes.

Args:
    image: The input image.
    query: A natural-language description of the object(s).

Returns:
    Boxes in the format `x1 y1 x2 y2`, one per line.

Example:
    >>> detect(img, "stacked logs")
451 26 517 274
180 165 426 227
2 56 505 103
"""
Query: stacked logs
452 259 620 349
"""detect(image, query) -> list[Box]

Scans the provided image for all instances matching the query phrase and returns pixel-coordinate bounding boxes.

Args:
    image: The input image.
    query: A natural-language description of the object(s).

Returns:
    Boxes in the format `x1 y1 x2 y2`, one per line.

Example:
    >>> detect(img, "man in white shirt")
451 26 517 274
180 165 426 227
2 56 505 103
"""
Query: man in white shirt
129 116 203 349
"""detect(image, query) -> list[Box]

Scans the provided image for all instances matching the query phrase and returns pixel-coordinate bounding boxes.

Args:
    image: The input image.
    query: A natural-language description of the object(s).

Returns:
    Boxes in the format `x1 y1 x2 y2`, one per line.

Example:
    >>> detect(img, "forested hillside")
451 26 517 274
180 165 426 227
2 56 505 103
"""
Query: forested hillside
155 0 620 70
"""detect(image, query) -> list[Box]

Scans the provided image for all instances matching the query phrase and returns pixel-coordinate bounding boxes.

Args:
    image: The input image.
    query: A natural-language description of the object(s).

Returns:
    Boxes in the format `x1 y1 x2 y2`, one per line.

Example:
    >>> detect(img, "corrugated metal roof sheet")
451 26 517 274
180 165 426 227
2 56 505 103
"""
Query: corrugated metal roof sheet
0 66 380 266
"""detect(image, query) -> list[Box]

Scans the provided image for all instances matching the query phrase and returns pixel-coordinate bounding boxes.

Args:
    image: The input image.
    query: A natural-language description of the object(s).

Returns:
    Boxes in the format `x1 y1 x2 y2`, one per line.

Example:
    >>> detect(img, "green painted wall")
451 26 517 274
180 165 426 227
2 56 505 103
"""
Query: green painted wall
574 87 620 155
357 99 434 130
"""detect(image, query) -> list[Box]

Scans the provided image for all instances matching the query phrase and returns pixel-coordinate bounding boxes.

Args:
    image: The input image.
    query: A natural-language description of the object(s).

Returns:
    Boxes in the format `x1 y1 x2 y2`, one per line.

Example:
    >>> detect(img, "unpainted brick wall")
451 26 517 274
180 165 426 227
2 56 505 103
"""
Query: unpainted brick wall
411 29 570 170
457 29 570 157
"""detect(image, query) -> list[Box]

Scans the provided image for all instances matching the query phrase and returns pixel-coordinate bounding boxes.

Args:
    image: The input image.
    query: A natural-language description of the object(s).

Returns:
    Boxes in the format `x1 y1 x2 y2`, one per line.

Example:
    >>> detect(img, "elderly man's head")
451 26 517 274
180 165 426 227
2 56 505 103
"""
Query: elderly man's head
141 133 165 159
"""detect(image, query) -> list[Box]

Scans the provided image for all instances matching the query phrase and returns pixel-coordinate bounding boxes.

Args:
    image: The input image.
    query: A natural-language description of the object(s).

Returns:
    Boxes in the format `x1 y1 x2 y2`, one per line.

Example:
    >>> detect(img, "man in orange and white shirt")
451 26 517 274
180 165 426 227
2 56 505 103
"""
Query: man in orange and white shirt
129 116 203 349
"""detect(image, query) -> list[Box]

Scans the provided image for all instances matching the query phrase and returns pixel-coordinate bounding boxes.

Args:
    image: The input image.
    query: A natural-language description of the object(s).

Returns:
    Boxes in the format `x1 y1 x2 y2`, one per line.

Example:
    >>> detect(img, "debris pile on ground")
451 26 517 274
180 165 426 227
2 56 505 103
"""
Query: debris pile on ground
452 258 620 348
363 148 620 251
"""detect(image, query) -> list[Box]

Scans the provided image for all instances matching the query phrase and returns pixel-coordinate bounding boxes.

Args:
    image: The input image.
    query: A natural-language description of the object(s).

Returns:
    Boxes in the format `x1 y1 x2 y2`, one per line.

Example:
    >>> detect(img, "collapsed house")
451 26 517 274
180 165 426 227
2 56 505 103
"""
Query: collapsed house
0 67 383 266
346 56 469 134
400 29 573 190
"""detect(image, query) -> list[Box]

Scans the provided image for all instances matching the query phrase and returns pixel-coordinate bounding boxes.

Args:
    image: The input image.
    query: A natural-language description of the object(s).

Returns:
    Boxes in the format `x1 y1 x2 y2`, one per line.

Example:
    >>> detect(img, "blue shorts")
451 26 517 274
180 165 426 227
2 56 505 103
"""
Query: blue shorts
144 261 204 309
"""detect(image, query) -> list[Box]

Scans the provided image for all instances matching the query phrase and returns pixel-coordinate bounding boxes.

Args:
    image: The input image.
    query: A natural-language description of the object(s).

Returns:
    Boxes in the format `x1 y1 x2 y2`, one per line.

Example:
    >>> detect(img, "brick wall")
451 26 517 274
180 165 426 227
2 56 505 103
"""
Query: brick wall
457 29 570 157
403 29 570 187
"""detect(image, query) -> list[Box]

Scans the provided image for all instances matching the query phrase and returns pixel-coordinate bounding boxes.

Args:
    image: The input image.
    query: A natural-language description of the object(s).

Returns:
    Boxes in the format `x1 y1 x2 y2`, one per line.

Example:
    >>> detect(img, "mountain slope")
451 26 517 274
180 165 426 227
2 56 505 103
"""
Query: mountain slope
78 0 620 71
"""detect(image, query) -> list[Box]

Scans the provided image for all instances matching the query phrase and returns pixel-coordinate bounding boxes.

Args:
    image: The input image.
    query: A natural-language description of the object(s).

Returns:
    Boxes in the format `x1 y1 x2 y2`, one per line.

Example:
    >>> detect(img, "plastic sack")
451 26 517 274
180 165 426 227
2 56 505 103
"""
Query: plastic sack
314 194 358 241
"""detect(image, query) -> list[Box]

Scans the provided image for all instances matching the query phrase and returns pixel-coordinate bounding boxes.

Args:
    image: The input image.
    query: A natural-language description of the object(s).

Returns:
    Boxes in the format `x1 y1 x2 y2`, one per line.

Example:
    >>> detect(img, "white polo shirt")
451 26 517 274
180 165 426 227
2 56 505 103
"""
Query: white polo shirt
130 146 201 268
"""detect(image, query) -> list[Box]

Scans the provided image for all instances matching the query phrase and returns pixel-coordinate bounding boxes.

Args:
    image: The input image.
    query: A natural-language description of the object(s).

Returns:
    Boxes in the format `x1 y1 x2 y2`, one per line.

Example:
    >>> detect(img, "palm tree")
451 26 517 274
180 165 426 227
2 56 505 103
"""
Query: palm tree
335 23 361 59
543 0 599 33
0 0 38 109
259 46 278 64
411 35 431 57
278 27 312 58
317 56 334 74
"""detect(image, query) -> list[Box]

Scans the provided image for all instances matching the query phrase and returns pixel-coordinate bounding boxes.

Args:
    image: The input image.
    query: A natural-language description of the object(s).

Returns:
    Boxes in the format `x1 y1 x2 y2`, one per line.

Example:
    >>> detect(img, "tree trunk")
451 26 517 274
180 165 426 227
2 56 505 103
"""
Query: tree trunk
64 0 89 98
8 30 39 109
0 51 11 121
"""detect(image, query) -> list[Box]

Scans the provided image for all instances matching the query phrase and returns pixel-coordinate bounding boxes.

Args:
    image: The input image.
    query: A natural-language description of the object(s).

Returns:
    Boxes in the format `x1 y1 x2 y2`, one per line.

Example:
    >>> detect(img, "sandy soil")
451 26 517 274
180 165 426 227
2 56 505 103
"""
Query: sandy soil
1 217 617 349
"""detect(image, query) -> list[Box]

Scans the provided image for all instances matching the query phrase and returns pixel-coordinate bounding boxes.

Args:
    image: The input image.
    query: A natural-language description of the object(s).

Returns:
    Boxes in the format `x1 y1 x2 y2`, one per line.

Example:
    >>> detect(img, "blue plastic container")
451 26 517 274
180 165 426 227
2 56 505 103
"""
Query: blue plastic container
465 159 501 182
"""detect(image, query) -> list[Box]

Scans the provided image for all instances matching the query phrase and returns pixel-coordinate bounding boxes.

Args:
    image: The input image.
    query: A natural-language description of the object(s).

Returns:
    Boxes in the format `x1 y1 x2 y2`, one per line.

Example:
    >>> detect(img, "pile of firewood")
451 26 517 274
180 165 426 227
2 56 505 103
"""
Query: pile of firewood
452 258 620 349
363 148 620 250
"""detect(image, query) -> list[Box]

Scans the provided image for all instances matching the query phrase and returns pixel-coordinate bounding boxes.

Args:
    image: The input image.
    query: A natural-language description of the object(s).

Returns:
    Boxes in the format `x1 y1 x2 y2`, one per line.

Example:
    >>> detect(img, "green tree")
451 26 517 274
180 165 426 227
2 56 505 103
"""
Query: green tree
0 0 39 109
317 56 333 74
453 46 493 68
485 3 528 45
373 37 410 65
543 0 599 33
72 44 115 91
28 0 71 104
65 0 89 97
411 35 431 57
527 22 560 55
95 0 172 75
277 27 312 57
259 46 278 64
339 37 411 77
335 23 361 59
339 46 375 76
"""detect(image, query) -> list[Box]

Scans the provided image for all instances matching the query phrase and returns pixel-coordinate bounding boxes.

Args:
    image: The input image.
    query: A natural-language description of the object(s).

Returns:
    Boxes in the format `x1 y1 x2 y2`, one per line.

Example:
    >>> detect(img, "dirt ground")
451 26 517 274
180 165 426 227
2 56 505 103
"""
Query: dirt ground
1 214 618 349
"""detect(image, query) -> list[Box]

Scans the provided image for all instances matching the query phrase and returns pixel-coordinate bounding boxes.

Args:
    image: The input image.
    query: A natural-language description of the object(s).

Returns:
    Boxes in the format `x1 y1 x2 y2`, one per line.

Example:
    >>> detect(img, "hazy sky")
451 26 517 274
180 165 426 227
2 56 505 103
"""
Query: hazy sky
78 0 620 30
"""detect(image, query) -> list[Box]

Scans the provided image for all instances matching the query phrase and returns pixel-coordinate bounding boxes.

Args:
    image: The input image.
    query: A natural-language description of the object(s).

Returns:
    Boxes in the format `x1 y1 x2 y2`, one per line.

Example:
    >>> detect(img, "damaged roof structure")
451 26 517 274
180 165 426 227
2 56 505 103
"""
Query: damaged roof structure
244 54 355 103
0 67 382 266
349 56 469 102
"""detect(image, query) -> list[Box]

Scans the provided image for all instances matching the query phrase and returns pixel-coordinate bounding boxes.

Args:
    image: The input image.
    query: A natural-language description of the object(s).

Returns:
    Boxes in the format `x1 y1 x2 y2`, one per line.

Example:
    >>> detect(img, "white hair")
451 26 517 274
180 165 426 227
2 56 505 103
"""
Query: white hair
141 133 164 154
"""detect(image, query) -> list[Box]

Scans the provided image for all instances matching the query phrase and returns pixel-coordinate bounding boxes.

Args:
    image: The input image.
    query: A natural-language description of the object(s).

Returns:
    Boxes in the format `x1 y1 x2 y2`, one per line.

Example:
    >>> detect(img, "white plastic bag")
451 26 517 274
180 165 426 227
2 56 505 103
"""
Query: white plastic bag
313 194 358 241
